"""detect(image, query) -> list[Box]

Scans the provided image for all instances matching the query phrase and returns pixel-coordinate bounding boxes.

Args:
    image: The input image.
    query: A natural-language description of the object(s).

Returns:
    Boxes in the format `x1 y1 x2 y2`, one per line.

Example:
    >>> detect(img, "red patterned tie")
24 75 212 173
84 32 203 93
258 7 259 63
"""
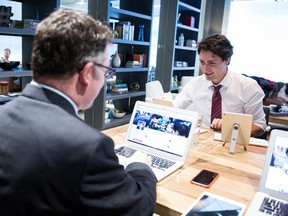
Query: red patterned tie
211 85 222 123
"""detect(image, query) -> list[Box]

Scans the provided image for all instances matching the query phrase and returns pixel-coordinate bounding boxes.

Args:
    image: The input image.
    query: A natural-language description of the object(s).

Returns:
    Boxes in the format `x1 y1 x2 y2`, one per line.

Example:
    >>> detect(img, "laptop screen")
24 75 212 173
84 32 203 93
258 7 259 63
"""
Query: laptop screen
265 135 288 194
126 102 198 157
259 129 288 201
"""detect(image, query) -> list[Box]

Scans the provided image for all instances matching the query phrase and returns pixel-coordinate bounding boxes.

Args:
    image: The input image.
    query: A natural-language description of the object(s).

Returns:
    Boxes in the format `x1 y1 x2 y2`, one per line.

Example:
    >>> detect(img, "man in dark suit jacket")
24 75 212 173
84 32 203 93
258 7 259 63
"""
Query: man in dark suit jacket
0 9 156 216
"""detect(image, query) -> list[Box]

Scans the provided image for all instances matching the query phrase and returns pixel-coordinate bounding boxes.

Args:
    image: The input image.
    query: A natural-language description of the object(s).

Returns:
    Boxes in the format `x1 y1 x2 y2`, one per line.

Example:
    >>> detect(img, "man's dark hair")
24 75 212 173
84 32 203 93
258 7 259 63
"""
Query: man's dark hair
197 34 233 64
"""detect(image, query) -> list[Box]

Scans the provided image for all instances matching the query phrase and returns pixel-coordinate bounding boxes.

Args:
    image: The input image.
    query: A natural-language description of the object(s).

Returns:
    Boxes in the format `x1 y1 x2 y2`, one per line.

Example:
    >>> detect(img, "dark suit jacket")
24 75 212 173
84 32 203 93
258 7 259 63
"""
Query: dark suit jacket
0 84 156 216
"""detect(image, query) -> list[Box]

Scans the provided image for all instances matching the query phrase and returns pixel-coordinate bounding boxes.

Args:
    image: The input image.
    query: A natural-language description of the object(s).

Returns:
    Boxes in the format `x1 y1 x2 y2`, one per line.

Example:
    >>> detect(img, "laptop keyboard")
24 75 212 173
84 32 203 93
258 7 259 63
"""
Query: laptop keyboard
148 154 176 170
259 197 286 215
115 146 175 170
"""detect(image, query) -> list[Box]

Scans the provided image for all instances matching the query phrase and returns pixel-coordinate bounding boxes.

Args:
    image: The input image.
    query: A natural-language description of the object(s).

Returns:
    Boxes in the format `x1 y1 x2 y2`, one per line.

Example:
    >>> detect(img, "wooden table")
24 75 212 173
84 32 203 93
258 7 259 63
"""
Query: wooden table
269 114 288 126
102 125 268 216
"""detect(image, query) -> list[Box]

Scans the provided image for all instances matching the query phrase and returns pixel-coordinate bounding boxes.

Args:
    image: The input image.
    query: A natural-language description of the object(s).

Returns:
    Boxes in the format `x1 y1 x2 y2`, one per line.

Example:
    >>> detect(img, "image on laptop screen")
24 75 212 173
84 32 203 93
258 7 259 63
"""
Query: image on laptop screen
264 135 288 194
126 104 195 157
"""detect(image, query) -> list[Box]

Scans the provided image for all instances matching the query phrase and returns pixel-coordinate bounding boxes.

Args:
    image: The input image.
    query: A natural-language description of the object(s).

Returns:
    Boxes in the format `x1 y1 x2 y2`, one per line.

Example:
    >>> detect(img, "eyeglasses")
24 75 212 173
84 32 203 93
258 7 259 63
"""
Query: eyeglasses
93 62 116 79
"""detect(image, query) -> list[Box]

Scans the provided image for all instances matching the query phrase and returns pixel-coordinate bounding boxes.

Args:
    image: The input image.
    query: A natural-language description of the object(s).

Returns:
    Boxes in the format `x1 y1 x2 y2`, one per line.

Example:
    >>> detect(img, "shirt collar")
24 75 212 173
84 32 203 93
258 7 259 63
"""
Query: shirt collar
206 68 231 89
30 80 78 115
218 69 231 88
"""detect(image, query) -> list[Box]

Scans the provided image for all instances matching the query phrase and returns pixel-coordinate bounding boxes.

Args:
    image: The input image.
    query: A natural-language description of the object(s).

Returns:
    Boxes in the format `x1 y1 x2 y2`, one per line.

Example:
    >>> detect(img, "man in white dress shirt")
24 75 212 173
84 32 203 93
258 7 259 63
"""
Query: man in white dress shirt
173 34 266 137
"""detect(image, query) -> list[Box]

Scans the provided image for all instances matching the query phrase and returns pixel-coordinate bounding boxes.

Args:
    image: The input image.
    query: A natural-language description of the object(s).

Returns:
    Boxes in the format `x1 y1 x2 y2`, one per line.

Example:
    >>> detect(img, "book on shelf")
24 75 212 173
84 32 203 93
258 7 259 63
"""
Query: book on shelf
129 25 134 41
112 83 128 88
125 61 142 68
133 54 147 67
111 88 128 94
111 83 128 94
122 22 130 40
183 16 195 28
115 21 134 41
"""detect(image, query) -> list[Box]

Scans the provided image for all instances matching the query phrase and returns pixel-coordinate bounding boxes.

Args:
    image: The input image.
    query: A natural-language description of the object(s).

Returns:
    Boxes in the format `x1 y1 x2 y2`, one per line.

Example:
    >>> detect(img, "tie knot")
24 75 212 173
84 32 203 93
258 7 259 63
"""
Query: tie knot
213 85 222 92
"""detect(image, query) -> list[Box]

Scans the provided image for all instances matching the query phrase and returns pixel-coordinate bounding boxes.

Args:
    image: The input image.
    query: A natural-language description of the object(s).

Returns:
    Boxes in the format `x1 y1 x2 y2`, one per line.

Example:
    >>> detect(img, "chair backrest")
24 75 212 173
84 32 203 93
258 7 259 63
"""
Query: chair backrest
255 106 270 139
263 106 270 124
178 76 193 93
181 76 193 87
145 80 165 102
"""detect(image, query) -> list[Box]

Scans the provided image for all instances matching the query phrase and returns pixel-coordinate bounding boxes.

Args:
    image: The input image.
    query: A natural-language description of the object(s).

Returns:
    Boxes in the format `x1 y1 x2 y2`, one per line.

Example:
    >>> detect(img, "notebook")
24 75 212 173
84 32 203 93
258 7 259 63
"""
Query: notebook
245 129 288 215
114 101 199 181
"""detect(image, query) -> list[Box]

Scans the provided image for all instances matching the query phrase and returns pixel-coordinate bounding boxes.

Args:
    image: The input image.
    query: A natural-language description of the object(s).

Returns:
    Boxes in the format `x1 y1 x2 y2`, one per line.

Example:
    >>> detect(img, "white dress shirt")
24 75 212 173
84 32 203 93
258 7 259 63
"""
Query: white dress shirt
173 70 267 130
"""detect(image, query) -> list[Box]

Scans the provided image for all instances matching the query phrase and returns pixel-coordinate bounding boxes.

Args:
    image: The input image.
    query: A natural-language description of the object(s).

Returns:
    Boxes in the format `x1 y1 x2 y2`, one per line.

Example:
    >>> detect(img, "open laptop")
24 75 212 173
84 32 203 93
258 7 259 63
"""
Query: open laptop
114 101 199 181
245 129 288 215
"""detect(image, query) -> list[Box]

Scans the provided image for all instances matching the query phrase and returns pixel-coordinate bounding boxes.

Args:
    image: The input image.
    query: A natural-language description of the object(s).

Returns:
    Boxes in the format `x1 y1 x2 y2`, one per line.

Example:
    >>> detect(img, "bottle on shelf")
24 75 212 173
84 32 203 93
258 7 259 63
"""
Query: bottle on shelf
178 33 184 46
138 25 145 41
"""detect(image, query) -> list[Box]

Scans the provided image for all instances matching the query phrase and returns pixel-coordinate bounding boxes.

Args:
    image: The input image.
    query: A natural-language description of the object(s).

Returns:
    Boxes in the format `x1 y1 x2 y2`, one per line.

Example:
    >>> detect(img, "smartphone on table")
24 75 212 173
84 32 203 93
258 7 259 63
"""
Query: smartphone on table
191 169 219 188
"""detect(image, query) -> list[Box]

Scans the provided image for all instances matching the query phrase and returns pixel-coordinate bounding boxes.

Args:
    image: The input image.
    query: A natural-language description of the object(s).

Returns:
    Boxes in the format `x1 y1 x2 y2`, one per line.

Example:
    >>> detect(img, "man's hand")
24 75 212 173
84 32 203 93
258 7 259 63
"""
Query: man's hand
129 151 152 166
210 118 222 131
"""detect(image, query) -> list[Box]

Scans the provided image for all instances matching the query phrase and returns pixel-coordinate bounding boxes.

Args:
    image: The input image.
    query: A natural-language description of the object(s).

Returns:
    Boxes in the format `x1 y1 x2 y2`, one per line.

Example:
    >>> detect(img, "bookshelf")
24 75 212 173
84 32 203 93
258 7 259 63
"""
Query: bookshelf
85 0 154 130
0 0 154 130
0 1 59 94
155 0 203 92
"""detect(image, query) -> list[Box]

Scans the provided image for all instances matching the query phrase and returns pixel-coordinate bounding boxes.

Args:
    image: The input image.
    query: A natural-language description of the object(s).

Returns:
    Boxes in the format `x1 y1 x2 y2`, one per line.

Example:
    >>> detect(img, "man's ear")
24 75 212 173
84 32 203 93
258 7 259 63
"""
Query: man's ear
78 62 94 86
225 57 231 65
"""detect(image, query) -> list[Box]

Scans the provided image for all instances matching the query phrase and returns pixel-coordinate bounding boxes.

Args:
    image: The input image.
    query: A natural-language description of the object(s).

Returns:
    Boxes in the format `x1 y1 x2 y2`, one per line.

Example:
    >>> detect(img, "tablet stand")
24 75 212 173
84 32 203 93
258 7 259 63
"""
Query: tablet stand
223 123 247 154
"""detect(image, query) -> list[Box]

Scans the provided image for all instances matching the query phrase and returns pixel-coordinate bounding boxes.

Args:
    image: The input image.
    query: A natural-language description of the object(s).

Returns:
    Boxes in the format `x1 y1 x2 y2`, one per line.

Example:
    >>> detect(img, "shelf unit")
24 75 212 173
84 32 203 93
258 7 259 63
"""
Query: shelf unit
1 0 154 130
155 0 203 92
85 0 154 130
0 1 59 90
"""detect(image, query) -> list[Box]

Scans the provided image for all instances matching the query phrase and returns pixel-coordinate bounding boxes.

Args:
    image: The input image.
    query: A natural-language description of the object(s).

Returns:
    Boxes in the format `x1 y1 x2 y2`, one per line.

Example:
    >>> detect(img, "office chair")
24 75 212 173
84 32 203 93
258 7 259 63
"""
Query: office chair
145 80 177 103
255 106 288 140
178 76 193 93
145 80 165 103
254 106 270 140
